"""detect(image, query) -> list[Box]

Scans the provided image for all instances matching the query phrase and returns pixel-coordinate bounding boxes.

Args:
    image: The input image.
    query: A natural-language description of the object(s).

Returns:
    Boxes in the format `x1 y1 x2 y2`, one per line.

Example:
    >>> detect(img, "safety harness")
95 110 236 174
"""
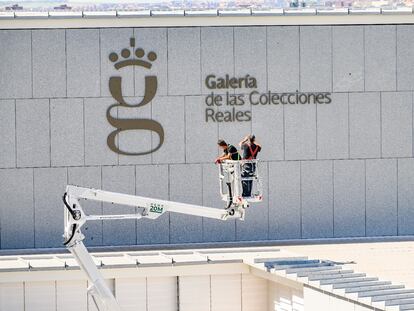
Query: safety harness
245 144 259 160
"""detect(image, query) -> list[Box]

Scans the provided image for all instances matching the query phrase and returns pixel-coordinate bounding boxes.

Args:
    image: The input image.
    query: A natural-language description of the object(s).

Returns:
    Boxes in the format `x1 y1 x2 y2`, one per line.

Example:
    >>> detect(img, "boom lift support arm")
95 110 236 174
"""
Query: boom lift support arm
63 185 247 311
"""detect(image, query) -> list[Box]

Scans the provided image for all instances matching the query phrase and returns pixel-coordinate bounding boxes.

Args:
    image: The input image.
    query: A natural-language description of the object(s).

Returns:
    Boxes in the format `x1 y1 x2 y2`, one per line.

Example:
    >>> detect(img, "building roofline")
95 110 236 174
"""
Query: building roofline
1 8 414 29
1 235 413 257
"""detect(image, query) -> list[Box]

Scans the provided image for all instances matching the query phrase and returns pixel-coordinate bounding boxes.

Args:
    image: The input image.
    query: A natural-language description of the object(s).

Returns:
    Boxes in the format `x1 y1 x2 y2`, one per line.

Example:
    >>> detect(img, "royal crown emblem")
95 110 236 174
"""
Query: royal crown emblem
108 38 157 70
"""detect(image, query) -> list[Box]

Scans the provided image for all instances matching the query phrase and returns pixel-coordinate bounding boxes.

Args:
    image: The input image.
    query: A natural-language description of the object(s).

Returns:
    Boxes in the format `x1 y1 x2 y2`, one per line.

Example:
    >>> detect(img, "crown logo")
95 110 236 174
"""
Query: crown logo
108 38 157 70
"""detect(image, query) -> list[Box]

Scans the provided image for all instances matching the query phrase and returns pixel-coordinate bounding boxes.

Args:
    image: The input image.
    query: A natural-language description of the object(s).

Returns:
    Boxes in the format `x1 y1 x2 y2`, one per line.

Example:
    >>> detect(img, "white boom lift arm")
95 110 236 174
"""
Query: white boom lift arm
63 183 249 311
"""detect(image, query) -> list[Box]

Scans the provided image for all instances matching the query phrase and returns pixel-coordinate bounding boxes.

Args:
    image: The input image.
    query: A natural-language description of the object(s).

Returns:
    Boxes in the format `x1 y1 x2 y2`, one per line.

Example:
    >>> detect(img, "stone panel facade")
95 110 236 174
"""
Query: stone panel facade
0 25 412 249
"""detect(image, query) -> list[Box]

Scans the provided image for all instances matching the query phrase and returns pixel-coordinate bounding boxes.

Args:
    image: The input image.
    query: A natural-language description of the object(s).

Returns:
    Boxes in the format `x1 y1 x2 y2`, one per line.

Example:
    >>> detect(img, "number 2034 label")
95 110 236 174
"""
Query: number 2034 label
148 203 164 214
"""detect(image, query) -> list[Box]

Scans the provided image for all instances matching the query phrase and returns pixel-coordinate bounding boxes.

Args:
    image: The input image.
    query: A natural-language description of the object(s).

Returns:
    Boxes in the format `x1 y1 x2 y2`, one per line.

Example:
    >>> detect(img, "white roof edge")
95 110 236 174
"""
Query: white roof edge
316 8 349 15
251 9 284 16
218 9 252 16
349 7 382 14
1 7 413 16
185 10 218 17
151 9 185 16
284 8 317 15
2 13 414 29
116 10 151 17
82 10 117 17
48 11 83 18
382 7 413 14
14 11 49 18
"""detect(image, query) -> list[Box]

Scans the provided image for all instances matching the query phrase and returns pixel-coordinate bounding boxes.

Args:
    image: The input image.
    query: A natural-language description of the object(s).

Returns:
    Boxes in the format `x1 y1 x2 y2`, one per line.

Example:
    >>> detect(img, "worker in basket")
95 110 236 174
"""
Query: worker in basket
215 139 241 163
239 134 261 197
215 139 241 209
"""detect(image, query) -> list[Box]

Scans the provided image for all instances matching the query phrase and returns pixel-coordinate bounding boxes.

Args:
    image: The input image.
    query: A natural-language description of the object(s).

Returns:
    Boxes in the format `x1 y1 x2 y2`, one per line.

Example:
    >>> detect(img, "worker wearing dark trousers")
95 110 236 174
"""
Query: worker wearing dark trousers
239 135 261 197
215 139 241 209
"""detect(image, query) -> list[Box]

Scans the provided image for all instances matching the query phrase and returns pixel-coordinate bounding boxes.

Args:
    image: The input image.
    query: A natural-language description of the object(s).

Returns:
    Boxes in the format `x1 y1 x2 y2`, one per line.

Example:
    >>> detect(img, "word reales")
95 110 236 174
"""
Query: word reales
205 74 257 89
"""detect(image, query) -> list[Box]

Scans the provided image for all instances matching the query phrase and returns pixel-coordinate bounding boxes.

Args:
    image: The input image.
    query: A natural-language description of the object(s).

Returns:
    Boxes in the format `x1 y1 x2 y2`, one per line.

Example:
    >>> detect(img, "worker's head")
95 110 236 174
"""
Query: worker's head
249 134 255 143
217 139 227 150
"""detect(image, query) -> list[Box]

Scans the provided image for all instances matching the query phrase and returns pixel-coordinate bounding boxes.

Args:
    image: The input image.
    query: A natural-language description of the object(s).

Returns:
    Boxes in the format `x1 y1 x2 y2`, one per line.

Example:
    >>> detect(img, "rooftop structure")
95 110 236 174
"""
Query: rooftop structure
1 6 414 29
1 242 414 310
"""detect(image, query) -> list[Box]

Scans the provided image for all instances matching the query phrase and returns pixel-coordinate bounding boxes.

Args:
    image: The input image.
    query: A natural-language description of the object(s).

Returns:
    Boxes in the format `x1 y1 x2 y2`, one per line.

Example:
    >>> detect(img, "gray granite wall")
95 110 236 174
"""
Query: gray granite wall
1 25 414 249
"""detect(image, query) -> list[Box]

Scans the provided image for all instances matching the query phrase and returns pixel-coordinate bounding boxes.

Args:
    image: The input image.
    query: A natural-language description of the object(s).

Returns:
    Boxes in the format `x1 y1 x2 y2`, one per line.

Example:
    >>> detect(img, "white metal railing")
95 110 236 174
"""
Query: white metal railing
218 159 263 205
1 7 414 20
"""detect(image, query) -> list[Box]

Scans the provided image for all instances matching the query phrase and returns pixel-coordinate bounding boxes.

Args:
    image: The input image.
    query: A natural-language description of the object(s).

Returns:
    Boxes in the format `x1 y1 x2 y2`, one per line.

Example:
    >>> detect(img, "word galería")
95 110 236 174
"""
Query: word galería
204 74 332 123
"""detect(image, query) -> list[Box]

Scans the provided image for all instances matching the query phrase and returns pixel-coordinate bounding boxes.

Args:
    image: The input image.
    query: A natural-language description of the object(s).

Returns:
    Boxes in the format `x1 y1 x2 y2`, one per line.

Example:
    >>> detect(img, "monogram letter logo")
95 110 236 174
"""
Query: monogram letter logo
107 38 164 155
